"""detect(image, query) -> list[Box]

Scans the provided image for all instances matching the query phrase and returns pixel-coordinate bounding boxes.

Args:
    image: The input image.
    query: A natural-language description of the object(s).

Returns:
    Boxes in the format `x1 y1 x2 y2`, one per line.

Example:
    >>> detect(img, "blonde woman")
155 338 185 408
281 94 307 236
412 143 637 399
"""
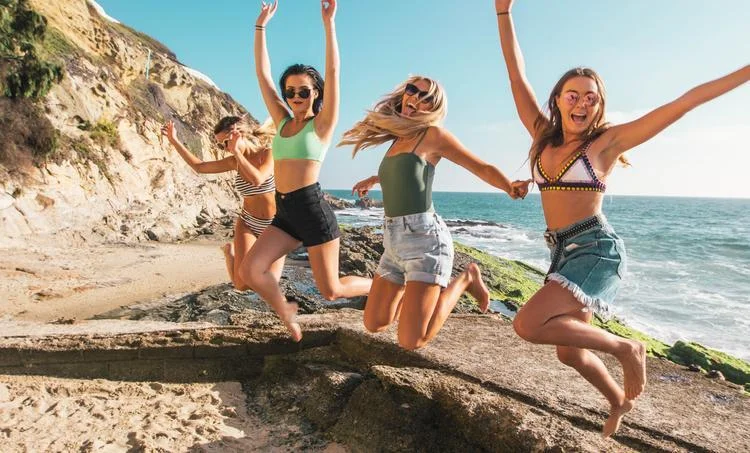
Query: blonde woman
341 76 530 350
495 0 750 436
240 0 372 342
162 116 281 290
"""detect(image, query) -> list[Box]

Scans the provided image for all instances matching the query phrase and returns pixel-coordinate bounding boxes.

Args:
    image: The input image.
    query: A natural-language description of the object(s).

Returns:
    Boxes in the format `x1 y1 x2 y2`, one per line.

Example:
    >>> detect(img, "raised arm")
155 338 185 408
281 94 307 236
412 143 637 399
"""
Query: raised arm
314 0 340 142
162 121 235 174
495 0 546 137
254 1 289 127
227 130 274 186
435 127 517 197
602 65 750 157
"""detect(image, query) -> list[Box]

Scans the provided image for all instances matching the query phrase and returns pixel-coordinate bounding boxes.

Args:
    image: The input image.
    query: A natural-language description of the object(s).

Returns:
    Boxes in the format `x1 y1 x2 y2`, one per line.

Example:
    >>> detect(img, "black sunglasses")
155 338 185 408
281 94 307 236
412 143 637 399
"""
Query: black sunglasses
283 87 312 99
405 83 434 103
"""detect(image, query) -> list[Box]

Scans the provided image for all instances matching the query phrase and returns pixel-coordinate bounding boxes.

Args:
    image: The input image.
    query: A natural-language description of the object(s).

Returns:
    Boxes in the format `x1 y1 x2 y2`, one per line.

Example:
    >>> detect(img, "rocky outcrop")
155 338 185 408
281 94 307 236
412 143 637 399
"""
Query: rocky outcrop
1 0 251 247
322 192 354 210
354 196 383 209
2 311 748 452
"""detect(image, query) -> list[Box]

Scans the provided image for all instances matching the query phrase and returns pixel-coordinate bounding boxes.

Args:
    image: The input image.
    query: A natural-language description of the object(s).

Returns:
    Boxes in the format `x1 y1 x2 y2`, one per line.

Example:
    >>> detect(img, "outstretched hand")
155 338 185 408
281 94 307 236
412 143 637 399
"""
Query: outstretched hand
257 1 278 27
509 179 532 199
161 120 177 143
352 176 376 198
495 0 513 13
321 0 336 23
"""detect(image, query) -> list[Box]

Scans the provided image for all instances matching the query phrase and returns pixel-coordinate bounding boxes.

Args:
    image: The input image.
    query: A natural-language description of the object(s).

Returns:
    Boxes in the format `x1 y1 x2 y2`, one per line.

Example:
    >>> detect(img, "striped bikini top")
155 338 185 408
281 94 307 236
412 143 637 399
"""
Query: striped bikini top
234 173 275 197
533 140 606 193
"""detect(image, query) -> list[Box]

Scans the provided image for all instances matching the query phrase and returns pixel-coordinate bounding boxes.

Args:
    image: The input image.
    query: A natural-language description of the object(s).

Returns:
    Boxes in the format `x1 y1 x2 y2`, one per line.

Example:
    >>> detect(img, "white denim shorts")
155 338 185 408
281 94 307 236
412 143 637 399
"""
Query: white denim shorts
376 212 454 287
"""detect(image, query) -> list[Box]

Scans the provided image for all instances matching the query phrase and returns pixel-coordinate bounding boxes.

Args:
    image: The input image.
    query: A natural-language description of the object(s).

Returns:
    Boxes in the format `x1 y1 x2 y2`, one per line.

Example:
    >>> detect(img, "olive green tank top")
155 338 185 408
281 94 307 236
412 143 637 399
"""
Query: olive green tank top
377 131 435 218
271 117 329 162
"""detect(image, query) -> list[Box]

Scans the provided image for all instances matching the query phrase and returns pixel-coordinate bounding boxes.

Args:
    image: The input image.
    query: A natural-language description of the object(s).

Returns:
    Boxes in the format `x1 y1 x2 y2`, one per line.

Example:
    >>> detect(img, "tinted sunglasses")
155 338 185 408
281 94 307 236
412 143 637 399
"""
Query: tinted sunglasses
404 83 434 104
562 91 600 108
283 87 312 99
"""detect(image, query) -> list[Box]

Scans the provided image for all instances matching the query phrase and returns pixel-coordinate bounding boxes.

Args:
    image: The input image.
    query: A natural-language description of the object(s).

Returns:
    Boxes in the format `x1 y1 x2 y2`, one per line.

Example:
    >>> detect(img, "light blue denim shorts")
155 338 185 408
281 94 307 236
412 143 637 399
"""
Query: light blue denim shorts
544 214 627 319
377 211 454 287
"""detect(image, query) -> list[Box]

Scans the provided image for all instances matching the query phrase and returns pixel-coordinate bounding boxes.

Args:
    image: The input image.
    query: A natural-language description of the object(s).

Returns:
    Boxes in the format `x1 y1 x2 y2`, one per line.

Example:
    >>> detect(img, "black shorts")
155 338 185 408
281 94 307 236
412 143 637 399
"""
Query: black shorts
271 182 340 247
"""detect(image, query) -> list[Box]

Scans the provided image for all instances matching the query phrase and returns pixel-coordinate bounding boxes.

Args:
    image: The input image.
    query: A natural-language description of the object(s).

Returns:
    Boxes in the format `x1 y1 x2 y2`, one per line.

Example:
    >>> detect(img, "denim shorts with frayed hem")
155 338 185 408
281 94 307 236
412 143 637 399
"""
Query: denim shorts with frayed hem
376 212 454 288
544 213 627 320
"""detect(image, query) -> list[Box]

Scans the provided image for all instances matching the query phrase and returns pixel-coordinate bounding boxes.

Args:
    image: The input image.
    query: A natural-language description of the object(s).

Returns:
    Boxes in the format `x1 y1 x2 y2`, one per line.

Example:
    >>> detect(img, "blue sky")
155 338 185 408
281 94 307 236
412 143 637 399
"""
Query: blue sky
96 0 749 198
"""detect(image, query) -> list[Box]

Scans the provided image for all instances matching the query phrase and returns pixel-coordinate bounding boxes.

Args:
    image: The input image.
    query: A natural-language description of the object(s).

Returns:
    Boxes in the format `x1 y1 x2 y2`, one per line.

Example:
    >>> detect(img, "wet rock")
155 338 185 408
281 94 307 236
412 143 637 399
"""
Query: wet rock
445 219 504 228
354 197 383 209
669 341 750 385
323 193 354 210
338 227 383 277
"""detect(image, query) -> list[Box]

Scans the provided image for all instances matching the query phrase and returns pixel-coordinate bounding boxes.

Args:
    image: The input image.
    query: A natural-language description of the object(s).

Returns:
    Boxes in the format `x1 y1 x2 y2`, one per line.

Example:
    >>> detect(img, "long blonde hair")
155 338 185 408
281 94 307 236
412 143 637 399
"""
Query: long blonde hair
213 115 275 153
531 68 629 170
339 76 447 157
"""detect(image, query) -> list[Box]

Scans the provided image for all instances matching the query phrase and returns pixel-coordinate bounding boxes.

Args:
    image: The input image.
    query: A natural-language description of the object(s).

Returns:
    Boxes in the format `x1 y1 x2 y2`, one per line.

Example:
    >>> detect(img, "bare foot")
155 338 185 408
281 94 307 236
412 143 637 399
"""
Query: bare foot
465 263 490 313
278 301 303 342
617 340 647 400
602 399 634 437
221 243 234 282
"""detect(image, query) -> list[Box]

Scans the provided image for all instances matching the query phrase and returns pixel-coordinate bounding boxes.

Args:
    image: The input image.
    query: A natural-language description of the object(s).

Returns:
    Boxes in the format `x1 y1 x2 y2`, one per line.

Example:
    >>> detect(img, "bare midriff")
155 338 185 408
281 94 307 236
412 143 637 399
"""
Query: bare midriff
541 191 605 230
241 192 276 219
273 160 322 194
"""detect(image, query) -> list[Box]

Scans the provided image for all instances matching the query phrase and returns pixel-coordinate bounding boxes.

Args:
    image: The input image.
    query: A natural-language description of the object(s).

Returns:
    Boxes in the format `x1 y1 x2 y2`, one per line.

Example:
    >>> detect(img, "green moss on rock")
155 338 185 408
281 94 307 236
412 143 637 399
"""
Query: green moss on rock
454 242 544 307
668 341 750 385
593 318 671 358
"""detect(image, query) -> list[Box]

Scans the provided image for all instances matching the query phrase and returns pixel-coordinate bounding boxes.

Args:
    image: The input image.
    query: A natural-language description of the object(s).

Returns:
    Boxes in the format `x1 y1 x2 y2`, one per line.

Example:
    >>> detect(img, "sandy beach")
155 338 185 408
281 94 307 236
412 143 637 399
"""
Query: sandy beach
0 237 229 322
0 375 345 452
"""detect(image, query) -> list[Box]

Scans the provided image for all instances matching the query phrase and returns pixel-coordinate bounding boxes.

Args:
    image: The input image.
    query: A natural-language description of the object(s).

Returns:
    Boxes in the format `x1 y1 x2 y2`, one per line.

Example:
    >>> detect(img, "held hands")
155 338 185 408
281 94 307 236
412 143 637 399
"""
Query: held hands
257 1 278 27
352 176 377 198
509 179 532 199
321 0 336 23
495 0 513 13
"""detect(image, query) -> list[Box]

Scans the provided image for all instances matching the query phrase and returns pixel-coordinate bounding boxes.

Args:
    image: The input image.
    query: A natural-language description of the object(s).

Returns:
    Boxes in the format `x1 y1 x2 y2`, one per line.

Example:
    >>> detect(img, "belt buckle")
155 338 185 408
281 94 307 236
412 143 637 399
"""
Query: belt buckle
544 231 557 246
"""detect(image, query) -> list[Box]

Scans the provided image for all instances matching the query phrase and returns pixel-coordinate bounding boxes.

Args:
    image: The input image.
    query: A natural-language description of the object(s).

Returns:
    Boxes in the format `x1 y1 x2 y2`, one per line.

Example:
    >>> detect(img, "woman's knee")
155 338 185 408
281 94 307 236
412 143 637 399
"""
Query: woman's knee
318 282 342 301
363 312 391 333
512 315 540 343
556 347 586 368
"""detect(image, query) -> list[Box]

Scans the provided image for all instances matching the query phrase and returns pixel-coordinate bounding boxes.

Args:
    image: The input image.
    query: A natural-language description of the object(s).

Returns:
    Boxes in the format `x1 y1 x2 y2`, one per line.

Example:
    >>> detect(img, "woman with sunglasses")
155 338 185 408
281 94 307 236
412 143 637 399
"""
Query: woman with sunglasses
495 0 749 436
161 116 279 290
241 0 371 341
340 75 531 351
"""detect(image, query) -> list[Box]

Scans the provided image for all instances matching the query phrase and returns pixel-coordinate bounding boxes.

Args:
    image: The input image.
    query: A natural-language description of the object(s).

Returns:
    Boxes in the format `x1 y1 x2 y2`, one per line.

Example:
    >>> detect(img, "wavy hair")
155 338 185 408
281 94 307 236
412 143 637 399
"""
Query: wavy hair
531 67 629 170
213 115 275 153
339 75 447 157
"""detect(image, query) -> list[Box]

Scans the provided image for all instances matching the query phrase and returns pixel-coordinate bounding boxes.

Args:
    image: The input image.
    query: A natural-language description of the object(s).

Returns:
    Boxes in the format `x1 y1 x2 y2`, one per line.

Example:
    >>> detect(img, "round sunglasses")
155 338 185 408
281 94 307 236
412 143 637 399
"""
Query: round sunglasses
404 83 434 104
561 91 600 108
283 87 312 100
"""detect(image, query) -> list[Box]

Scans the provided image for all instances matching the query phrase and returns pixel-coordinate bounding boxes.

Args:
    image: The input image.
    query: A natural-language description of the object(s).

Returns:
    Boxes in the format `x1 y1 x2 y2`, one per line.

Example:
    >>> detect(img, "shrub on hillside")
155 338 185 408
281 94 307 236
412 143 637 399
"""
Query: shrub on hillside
1 0 64 99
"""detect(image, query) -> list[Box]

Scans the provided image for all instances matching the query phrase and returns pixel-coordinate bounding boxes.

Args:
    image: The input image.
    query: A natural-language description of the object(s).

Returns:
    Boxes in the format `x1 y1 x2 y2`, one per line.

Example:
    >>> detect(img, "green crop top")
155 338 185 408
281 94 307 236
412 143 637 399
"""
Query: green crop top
271 117 329 162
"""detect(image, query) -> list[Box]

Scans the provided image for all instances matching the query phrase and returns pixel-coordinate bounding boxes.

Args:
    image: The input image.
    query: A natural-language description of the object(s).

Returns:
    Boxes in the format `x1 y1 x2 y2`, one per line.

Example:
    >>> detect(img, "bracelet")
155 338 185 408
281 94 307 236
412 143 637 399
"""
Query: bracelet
255 25 265 30
496 11 510 16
